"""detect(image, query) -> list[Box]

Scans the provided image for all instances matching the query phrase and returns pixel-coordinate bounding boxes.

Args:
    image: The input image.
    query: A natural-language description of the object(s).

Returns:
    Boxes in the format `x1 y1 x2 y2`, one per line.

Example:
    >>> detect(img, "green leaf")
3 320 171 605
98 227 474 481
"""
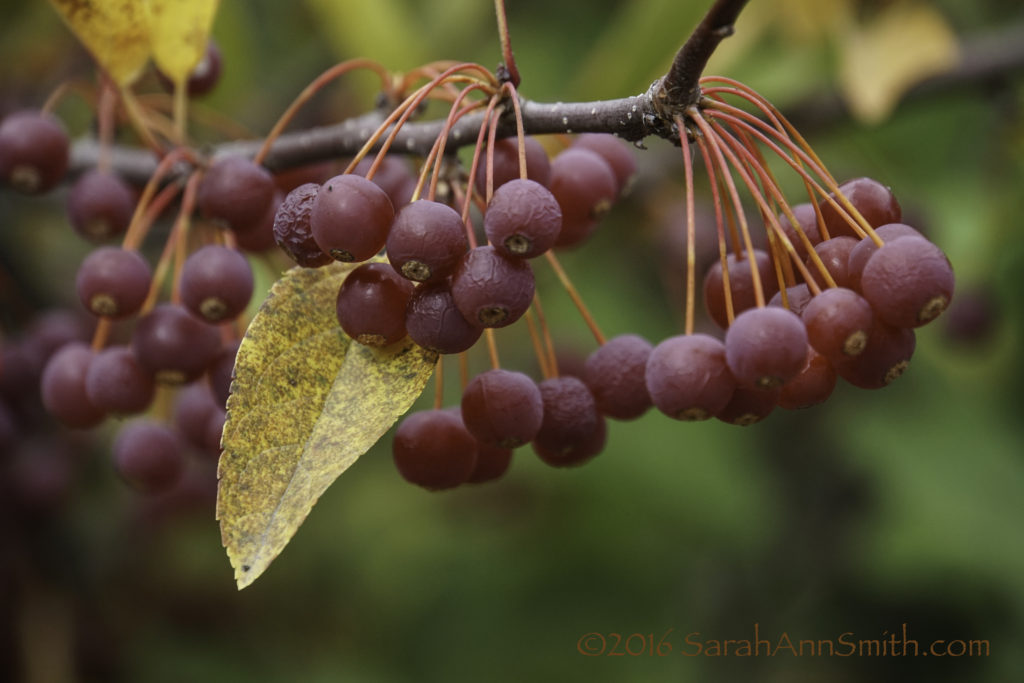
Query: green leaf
217 261 438 590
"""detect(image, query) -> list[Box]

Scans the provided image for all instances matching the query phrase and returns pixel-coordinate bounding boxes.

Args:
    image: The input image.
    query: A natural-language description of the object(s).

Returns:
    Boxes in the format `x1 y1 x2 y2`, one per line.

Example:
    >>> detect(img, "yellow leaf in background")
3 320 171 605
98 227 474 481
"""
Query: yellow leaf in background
47 0 151 86
217 262 438 590
148 0 220 84
838 1 959 125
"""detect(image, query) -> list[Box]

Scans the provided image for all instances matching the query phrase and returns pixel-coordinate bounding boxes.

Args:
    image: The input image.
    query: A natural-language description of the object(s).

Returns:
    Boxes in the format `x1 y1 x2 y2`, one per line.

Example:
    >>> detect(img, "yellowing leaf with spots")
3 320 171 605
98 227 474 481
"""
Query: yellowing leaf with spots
217 262 437 590
47 0 152 86
838 0 959 124
148 0 220 84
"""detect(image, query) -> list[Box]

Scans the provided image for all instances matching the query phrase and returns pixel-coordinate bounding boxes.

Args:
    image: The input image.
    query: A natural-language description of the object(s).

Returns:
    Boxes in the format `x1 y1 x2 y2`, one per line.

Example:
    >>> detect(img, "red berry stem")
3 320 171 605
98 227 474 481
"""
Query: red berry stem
493 0 521 88
254 58 392 166
675 115 698 336
499 82 529 181
542 251 606 346
694 129 737 324
523 309 552 380
122 147 193 251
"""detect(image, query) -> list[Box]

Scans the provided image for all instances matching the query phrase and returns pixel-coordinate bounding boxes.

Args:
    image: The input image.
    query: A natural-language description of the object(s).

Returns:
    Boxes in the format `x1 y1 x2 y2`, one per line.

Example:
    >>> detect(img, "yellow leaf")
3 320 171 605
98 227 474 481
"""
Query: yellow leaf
217 262 438 590
47 0 152 86
838 1 959 125
148 0 220 84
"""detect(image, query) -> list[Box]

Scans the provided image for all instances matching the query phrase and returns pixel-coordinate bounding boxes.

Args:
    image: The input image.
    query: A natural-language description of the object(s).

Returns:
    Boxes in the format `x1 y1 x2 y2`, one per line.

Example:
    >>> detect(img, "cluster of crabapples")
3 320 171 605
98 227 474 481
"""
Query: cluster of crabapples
1 94 955 496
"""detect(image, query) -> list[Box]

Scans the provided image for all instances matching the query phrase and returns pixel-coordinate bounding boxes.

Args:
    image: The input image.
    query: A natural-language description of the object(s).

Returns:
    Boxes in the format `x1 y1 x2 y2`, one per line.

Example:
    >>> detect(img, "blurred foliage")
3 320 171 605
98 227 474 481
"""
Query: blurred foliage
2 0 1024 682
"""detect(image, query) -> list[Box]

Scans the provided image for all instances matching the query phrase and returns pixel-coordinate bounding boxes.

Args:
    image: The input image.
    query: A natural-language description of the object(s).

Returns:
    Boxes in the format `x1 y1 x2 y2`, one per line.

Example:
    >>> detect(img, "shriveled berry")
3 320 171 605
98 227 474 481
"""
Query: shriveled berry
450 246 534 328
197 156 276 234
725 307 808 390
532 376 603 466
549 147 617 248
0 110 69 193
75 247 151 319
405 280 482 354
645 334 735 420
113 421 184 494
67 169 136 241
180 245 254 322
273 183 333 267
393 409 478 490
336 261 415 347
484 178 562 258
860 236 954 328
460 369 543 448
583 334 653 420
310 173 394 262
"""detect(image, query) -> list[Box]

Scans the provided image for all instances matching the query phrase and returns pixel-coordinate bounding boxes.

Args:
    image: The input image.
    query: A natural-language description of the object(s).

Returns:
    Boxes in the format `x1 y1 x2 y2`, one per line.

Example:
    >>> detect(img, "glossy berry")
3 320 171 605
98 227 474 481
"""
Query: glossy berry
180 245 254 322
715 386 779 426
846 223 923 292
235 189 281 253
132 304 221 384
802 287 875 362
532 376 603 466
336 261 415 347
776 202 822 260
460 369 543 448
197 156 276 234
273 183 333 267
768 284 813 316
75 247 151 319
353 156 417 209
405 280 482 354
834 321 916 389
703 249 779 329
860 236 954 328
393 409 478 490
0 110 69 193
40 343 105 428
467 443 514 483
484 178 562 258
583 334 653 420
819 177 901 239
807 236 857 288
573 133 637 195
475 137 551 196
67 169 136 241
174 381 221 449
777 347 836 410
113 421 184 494
84 345 154 415
451 246 534 328
725 307 808 390
548 147 617 248
310 173 395 262
645 334 735 420
386 200 468 283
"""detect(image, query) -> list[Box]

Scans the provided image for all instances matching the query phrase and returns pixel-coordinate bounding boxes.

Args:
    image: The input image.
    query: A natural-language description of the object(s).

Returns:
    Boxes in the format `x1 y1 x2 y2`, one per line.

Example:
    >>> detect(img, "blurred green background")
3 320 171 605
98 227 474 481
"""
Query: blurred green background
2 0 1023 681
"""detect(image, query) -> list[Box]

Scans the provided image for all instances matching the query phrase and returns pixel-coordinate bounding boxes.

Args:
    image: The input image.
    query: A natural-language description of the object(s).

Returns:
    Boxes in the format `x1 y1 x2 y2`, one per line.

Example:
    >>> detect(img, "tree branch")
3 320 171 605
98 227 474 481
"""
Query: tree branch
70 93 670 184
655 0 749 114
68 0 756 184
